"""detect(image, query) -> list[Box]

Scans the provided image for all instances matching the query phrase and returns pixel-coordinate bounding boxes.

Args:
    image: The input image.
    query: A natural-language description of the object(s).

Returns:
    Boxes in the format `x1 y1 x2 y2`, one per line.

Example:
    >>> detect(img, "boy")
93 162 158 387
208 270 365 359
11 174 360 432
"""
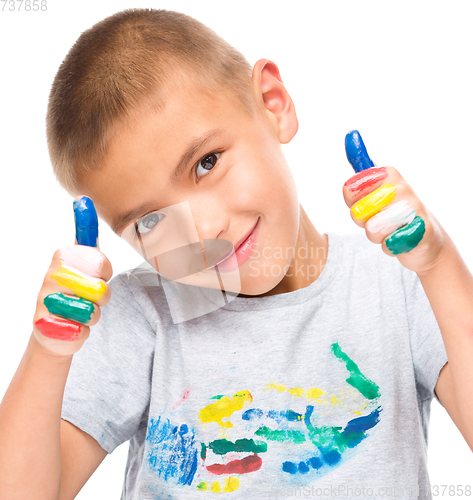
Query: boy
0 7 472 499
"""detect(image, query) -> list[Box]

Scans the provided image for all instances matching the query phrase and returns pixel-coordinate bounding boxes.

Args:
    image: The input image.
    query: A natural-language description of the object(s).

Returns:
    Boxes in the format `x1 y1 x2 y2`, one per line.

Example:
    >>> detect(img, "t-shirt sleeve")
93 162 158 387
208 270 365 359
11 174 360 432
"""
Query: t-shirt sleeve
401 265 448 407
61 272 156 454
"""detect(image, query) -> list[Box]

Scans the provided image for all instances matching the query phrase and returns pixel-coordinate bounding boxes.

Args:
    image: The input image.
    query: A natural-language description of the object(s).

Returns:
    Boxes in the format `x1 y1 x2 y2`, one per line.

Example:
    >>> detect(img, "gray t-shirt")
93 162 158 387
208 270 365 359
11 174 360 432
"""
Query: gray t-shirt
61 231 448 499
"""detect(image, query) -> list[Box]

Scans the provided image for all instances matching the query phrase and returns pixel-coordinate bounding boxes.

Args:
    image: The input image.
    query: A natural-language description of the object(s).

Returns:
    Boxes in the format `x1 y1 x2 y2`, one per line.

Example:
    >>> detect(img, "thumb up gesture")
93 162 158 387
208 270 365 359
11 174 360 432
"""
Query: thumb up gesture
32 196 113 357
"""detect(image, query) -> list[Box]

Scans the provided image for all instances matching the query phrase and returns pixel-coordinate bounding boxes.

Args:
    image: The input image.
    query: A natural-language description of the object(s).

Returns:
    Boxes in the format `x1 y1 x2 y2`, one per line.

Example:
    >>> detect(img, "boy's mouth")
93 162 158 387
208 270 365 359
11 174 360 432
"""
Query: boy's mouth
233 218 261 253
209 217 260 272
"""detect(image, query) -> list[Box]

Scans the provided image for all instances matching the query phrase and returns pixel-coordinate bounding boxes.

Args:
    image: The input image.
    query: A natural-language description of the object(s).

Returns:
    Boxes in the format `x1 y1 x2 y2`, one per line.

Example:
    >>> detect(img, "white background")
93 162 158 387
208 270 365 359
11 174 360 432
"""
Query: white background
1 1 472 497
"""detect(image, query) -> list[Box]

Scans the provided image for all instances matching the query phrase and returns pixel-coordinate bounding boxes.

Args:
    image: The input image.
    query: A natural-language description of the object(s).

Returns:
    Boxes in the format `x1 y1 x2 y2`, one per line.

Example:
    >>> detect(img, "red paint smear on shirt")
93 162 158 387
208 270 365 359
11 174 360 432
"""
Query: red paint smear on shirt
35 316 81 341
344 167 388 194
172 389 191 410
206 454 262 475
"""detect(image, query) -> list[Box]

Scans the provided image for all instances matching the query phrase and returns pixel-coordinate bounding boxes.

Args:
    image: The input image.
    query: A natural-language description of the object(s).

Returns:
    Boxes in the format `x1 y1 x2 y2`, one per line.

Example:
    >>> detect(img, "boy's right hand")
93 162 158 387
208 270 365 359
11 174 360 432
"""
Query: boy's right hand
32 196 113 357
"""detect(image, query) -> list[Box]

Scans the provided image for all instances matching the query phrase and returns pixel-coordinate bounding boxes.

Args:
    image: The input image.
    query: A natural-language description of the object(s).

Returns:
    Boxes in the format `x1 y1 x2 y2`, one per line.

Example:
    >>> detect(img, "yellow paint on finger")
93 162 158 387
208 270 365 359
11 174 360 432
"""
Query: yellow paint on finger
351 184 397 221
50 264 106 302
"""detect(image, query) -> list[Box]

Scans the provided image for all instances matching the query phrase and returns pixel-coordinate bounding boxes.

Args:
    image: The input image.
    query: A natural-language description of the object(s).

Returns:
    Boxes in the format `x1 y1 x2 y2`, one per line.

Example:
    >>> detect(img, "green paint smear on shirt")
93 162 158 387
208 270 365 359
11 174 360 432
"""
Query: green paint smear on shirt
197 482 207 491
255 426 306 444
43 293 94 323
307 425 342 448
331 342 380 399
385 216 426 255
306 425 366 454
209 438 267 455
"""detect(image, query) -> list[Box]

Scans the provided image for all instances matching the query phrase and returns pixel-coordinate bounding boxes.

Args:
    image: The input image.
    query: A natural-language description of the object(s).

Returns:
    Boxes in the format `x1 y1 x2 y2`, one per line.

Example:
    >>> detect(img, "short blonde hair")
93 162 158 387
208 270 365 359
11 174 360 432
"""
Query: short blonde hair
46 8 255 193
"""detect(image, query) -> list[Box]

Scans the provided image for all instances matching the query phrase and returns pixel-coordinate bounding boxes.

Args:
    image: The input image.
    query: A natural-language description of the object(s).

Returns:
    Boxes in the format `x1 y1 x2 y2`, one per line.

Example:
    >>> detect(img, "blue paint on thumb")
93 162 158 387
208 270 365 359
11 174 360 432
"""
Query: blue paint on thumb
73 196 99 247
345 130 375 173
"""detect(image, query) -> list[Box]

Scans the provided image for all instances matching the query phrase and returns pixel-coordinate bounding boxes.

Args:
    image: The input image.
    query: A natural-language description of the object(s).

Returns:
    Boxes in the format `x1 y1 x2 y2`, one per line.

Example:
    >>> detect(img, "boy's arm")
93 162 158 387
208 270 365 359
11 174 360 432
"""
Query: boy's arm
342 131 473 452
0 196 113 498
419 233 473 452
0 333 107 500
60 418 108 498
434 362 470 446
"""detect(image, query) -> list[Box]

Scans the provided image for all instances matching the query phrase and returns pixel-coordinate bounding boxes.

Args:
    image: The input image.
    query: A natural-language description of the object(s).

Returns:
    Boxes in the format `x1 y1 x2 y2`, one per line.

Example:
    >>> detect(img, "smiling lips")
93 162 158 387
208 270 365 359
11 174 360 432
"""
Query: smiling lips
205 217 260 272
234 218 260 253
213 217 260 272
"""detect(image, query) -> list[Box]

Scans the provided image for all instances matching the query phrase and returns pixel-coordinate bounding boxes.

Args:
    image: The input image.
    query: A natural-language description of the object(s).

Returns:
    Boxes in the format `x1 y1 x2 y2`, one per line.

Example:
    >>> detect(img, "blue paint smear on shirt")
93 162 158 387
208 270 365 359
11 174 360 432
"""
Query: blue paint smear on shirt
343 407 381 434
146 416 198 486
242 408 302 423
242 408 264 420
282 406 383 475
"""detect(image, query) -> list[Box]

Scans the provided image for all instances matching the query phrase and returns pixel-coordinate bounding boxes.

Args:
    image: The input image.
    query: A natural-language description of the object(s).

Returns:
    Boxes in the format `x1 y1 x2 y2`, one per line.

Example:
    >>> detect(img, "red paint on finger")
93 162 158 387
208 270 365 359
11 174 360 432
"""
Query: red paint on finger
344 167 388 194
35 316 82 341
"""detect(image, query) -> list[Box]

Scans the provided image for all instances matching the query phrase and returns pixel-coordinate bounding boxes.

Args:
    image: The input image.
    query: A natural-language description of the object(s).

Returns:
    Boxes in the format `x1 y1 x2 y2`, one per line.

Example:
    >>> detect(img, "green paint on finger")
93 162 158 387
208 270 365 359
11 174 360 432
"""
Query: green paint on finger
385 216 425 255
43 293 95 323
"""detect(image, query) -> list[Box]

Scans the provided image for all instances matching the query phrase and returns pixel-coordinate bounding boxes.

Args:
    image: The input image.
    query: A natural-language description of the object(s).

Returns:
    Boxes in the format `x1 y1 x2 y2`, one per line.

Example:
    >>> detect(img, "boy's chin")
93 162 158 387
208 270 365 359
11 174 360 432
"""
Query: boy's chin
169 265 285 298
234 273 287 298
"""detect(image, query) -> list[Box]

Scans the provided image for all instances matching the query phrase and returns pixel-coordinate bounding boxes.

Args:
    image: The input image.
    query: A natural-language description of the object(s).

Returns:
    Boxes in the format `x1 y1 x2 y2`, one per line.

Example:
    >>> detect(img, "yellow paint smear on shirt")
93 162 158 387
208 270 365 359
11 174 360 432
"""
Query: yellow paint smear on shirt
211 481 221 493
288 387 305 397
307 388 325 401
331 395 342 405
223 477 240 492
50 264 106 302
199 390 253 428
265 383 329 403
266 382 286 393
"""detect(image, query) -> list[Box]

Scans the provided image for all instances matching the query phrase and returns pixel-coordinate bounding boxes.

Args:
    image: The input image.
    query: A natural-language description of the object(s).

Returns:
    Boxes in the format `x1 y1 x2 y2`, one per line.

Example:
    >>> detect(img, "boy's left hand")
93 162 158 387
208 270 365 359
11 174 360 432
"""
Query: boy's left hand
342 130 447 276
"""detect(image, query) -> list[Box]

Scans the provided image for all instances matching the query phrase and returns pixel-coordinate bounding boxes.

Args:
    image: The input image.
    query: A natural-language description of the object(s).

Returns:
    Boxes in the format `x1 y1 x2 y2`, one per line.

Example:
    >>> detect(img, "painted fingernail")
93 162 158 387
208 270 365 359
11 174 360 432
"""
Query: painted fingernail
50 263 107 302
344 167 388 195
385 216 426 255
59 245 103 277
44 293 95 323
366 200 417 237
351 184 397 221
345 130 375 173
73 196 98 247
35 316 81 341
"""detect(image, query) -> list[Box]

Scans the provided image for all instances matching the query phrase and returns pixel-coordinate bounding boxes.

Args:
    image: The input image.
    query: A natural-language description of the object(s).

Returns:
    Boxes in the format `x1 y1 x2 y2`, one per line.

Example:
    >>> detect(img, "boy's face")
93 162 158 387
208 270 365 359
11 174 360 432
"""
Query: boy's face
81 73 300 296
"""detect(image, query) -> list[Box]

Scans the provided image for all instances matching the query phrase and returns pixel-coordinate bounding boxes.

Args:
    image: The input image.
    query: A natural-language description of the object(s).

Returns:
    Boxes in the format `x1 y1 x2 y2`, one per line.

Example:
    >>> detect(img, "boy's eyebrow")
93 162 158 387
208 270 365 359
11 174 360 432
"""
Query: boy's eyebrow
112 201 158 235
112 128 224 235
170 128 224 184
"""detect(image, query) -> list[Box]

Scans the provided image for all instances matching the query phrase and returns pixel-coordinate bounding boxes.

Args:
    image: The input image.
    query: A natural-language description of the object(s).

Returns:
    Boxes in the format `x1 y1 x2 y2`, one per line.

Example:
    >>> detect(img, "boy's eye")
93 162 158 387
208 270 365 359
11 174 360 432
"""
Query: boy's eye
136 211 165 236
195 152 221 180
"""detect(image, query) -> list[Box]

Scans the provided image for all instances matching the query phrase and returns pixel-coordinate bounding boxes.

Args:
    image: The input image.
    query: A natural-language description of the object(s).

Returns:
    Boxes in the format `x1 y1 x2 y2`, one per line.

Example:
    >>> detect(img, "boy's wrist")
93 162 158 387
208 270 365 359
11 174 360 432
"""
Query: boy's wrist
415 231 456 280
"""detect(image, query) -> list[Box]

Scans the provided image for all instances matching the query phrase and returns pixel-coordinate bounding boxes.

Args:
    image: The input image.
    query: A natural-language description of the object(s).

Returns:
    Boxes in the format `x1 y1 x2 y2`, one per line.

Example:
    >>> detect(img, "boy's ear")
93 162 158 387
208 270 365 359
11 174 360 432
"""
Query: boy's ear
252 58 298 144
